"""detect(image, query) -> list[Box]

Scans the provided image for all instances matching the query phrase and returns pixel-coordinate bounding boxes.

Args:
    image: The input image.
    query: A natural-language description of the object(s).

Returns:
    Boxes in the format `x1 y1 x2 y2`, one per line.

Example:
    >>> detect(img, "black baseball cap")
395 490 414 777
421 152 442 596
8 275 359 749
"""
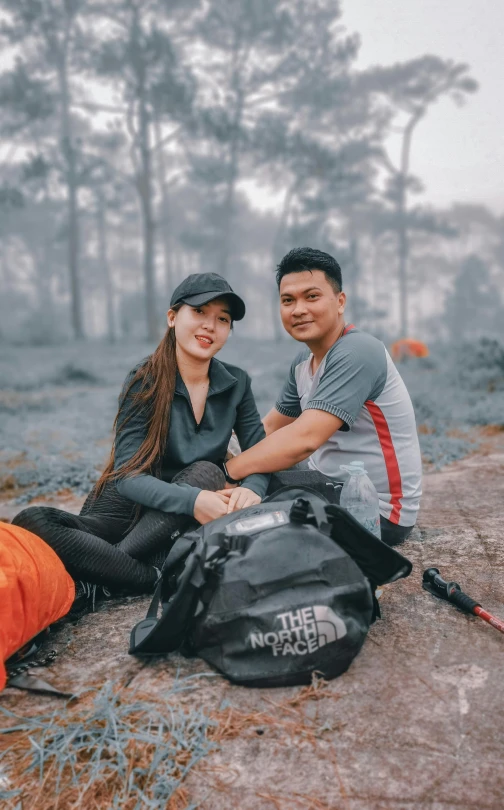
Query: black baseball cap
169 273 246 321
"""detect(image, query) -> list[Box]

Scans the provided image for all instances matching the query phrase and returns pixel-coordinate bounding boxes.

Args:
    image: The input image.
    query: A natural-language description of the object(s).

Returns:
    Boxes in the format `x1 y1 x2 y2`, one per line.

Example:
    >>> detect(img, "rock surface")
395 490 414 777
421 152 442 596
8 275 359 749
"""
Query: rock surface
2 443 504 809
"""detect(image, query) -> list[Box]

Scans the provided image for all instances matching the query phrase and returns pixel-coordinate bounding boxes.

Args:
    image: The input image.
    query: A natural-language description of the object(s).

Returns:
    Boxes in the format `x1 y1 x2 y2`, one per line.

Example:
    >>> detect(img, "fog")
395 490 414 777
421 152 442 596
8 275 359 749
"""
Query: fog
0 0 502 347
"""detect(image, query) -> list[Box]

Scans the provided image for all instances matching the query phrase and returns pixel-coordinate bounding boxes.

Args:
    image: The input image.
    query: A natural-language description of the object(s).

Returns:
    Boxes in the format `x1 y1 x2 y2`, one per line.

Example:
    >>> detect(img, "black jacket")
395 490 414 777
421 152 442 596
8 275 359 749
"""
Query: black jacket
114 358 269 515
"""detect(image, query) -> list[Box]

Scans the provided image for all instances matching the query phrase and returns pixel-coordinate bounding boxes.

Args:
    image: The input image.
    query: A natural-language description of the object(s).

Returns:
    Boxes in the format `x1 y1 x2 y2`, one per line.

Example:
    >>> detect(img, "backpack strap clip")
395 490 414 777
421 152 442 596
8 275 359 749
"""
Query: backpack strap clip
223 534 248 554
289 498 311 524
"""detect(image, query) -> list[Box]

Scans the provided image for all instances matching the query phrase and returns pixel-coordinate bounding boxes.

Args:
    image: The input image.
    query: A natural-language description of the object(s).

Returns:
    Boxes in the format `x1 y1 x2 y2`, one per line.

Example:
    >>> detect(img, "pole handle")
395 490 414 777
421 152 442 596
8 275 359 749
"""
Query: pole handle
448 588 480 614
422 567 481 614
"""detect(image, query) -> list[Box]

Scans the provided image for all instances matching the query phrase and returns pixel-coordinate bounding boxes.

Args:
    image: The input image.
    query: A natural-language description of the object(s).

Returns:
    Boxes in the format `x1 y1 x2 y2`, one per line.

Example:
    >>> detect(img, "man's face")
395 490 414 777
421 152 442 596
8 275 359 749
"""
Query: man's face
279 270 346 343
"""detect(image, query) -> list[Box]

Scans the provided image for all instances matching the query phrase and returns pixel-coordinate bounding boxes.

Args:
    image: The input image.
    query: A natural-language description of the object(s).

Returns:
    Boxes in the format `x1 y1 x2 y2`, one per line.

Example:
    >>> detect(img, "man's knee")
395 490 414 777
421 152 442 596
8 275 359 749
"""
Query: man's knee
379 518 413 547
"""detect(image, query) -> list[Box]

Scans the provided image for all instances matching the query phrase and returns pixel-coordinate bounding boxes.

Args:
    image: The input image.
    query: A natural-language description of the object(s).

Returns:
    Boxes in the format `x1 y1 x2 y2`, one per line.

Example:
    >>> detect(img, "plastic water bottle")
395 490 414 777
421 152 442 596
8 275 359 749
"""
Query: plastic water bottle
339 463 381 539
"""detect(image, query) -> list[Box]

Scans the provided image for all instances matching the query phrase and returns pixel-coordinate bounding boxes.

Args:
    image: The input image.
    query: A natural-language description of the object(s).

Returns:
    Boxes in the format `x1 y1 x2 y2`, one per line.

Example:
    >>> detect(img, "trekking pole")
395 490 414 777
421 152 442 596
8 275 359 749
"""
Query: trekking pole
422 567 504 635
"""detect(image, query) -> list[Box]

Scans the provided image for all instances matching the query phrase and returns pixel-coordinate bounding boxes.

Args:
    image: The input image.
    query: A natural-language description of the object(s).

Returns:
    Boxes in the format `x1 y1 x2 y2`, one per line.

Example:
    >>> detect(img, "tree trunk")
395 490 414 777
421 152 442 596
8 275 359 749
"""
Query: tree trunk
348 230 361 324
396 112 422 338
25 244 55 343
96 189 116 343
220 79 245 283
137 77 158 342
369 237 381 335
397 203 409 338
57 55 83 340
154 118 173 297
269 184 296 342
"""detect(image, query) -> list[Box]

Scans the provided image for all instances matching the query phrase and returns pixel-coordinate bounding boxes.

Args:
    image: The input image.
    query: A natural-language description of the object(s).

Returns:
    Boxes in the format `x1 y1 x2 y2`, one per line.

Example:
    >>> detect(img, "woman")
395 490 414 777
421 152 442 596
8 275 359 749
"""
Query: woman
12 273 269 606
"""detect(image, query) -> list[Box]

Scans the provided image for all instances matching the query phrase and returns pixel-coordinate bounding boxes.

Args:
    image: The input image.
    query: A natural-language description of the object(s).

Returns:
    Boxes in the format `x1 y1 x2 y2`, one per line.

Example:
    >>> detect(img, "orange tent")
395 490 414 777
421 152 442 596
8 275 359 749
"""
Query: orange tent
390 338 429 362
0 521 74 690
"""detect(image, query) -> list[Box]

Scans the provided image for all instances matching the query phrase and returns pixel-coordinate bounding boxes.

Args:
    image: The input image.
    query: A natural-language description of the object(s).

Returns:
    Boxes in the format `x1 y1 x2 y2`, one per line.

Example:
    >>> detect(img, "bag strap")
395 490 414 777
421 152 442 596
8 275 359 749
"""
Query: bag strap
5 631 74 698
144 535 199 620
145 579 163 620
7 672 74 699
162 535 196 574
129 536 207 655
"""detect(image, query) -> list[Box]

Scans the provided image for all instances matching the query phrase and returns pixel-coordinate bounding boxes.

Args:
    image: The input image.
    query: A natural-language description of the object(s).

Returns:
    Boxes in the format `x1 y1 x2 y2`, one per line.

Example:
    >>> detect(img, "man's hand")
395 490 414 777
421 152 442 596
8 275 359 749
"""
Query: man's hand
217 486 262 513
194 490 230 524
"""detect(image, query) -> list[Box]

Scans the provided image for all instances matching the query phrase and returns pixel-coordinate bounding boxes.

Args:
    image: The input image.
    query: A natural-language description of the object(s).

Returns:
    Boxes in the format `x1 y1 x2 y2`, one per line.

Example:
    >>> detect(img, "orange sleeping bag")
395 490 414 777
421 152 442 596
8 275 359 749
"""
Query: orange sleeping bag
0 521 75 691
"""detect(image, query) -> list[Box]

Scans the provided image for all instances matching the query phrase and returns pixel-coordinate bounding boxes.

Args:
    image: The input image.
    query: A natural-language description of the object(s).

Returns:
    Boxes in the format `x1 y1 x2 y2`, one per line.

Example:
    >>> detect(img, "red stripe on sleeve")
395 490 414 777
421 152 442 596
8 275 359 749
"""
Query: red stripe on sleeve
365 400 403 524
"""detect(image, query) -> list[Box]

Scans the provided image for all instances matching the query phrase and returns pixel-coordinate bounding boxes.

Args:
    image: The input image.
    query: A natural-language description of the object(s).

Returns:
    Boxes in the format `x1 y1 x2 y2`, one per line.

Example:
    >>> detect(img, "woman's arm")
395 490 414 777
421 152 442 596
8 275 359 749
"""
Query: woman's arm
116 473 203 516
114 371 202 516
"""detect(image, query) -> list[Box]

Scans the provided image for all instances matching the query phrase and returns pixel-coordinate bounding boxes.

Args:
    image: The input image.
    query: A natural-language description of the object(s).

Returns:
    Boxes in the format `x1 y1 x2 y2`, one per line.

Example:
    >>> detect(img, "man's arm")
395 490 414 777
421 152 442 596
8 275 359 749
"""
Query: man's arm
262 407 296 436
226 409 343 478
227 335 385 482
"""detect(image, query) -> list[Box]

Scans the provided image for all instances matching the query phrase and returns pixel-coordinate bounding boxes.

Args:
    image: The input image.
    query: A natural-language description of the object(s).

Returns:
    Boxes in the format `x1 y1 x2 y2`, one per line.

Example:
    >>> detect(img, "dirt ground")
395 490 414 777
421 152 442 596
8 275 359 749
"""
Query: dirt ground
2 437 504 809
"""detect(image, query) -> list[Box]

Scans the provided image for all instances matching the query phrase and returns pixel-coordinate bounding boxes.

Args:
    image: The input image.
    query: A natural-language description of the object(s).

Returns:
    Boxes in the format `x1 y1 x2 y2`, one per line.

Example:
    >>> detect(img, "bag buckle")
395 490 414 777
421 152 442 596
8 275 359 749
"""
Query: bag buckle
223 534 248 554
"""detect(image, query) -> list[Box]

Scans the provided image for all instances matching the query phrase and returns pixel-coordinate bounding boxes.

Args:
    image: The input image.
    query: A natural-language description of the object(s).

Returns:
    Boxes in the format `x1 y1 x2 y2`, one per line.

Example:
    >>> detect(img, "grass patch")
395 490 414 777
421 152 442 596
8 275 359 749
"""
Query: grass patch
0 675 338 810
0 677 218 810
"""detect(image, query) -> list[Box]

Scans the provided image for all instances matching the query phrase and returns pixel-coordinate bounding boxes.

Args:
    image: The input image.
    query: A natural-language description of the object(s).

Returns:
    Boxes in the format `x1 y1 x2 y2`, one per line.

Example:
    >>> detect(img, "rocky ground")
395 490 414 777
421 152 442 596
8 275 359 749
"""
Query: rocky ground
1 339 504 809
2 440 504 809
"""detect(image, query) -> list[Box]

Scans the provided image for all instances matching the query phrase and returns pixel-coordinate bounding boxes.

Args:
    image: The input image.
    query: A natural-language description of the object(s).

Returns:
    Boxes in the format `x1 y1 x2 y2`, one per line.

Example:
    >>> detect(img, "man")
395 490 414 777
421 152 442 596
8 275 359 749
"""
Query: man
223 247 422 546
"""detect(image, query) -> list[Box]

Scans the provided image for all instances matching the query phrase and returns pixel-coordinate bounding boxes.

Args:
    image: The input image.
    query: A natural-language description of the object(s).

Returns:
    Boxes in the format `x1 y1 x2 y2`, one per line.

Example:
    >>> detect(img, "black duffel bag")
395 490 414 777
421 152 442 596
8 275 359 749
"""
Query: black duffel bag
129 489 412 687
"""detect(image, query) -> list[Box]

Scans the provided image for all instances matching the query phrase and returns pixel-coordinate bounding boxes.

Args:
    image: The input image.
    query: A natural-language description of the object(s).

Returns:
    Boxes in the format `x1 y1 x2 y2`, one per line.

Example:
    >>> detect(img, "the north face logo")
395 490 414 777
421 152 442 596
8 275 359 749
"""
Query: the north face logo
249 606 347 658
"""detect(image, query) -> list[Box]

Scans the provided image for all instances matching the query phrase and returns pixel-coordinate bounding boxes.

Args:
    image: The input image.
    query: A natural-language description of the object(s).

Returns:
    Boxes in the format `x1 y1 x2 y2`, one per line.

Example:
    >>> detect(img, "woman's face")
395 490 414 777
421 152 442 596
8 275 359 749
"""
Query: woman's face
167 299 232 362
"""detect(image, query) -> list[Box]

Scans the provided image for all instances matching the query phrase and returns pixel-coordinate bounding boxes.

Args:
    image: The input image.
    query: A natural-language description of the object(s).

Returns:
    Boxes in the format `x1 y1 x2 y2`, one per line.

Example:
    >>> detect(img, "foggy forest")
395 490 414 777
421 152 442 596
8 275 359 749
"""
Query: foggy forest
2 4 504 808
0 0 502 346
1 0 504 499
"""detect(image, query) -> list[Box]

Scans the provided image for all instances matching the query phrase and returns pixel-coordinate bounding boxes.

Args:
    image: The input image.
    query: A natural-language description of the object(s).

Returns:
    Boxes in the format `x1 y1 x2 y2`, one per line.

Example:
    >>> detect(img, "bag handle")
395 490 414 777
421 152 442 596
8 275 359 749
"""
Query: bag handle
324 504 412 585
263 485 330 505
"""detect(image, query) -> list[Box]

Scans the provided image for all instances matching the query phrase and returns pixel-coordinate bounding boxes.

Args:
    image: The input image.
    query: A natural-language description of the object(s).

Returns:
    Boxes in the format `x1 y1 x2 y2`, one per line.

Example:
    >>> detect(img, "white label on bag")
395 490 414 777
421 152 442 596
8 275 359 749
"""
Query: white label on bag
224 510 289 535
248 605 347 657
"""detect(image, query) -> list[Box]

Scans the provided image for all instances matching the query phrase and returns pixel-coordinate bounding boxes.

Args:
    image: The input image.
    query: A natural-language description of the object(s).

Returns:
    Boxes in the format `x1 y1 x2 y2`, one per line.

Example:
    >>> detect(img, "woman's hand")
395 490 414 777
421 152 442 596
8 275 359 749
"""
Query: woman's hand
217 487 262 514
194 490 230 525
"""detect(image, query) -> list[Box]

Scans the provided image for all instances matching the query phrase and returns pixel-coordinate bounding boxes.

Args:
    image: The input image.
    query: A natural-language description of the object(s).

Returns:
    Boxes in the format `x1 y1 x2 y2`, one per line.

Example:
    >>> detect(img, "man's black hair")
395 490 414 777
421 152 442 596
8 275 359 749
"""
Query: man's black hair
275 247 343 293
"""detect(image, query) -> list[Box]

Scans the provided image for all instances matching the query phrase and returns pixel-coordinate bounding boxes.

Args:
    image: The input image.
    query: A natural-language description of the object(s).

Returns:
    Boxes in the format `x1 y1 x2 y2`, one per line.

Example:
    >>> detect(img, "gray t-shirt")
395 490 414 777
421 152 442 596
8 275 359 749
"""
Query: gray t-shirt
276 327 422 527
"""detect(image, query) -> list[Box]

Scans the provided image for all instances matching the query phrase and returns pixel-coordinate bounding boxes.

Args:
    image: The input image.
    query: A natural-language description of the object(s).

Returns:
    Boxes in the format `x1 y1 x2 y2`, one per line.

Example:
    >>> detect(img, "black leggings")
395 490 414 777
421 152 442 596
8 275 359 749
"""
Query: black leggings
11 462 225 593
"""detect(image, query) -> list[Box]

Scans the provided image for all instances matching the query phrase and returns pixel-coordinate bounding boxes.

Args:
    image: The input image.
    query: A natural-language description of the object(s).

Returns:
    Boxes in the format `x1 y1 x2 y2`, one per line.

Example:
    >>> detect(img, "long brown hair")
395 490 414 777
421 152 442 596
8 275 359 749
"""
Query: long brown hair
95 312 180 497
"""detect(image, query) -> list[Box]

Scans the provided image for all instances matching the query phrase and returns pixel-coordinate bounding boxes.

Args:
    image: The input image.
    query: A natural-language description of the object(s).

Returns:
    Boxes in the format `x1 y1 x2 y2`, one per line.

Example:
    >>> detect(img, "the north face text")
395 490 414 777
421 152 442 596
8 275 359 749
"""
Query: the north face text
249 605 347 657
